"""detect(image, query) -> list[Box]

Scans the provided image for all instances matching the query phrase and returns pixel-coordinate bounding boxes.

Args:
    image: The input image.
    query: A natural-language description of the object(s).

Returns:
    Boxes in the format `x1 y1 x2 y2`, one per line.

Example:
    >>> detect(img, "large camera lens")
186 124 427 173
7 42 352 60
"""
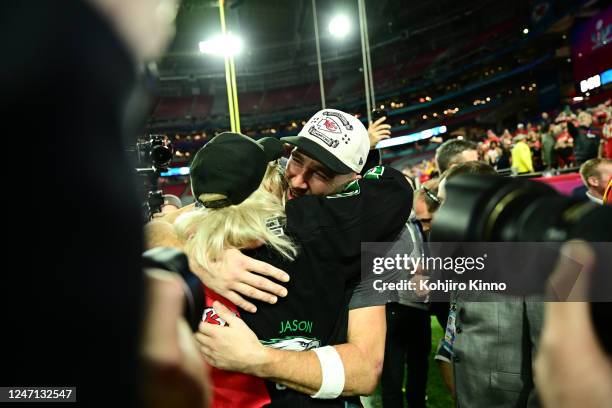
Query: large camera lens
431 175 611 242
430 174 612 354
149 135 173 169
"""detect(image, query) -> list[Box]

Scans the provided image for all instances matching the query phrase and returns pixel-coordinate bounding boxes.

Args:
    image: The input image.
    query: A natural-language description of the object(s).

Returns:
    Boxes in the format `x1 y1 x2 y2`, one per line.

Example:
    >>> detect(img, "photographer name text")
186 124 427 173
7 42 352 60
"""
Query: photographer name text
373 279 507 292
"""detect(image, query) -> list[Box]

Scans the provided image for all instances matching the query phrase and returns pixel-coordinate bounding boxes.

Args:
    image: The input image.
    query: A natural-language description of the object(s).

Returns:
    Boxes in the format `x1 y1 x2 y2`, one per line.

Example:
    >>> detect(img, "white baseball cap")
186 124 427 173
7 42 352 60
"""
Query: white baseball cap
281 109 370 174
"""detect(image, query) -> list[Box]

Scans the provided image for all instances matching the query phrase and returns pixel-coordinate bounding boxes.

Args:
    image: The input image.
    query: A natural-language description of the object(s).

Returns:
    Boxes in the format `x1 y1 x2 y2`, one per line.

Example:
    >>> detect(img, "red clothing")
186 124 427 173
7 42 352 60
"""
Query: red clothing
514 129 528 137
419 173 431 183
203 289 271 408
603 123 612 159
555 131 572 144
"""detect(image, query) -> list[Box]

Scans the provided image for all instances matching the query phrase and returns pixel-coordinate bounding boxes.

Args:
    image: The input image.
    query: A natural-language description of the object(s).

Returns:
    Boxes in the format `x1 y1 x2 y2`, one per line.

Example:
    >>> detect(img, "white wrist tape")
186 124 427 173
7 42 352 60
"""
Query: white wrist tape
310 346 345 399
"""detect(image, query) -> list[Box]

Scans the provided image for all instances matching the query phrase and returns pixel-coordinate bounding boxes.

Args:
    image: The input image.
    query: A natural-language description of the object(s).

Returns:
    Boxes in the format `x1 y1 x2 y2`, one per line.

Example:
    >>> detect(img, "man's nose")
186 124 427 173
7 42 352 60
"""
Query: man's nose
290 169 308 189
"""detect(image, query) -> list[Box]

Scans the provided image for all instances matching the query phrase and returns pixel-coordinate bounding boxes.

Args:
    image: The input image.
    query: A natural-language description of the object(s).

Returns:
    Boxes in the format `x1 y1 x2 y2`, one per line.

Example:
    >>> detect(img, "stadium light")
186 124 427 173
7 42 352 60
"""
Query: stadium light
199 33 244 56
329 15 350 38
522 28 529 35
375 125 448 149
580 74 601 93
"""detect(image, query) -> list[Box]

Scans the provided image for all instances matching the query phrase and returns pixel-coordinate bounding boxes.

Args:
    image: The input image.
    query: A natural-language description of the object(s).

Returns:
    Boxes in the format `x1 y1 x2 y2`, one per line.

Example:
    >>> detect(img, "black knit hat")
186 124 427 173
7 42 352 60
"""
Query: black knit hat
190 133 283 208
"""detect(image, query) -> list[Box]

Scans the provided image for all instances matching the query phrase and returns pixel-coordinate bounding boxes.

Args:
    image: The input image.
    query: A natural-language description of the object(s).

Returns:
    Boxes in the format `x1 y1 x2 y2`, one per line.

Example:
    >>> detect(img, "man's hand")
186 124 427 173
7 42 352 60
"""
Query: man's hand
151 203 196 224
368 116 391 149
190 249 290 313
535 241 612 408
436 360 456 398
144 204 196 250
195 301 269 375
194 303 387 397
144 220 183 250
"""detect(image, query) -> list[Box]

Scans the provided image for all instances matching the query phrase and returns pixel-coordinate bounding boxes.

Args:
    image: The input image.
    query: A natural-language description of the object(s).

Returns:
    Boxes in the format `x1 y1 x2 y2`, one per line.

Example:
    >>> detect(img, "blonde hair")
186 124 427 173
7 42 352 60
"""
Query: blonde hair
174 160 296 272
261 160 287 204
580 158 612 188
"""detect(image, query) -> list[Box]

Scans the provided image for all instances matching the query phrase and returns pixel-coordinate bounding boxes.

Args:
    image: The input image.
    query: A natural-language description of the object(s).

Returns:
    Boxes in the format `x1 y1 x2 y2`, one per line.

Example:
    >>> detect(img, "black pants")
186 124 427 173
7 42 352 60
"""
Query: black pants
429 301 450 331
381 303 432 408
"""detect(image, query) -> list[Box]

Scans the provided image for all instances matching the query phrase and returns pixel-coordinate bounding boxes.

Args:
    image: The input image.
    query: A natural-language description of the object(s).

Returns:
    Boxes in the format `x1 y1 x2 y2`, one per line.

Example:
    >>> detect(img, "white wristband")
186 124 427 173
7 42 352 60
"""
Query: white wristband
310 346 345 399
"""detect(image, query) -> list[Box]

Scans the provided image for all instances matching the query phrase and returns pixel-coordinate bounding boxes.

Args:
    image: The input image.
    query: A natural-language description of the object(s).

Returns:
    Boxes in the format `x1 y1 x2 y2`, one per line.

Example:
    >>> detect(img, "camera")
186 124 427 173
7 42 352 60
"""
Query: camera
137 135 174 169
371 108 388 122
431 175 611 242
430 175 612 353
134 135 174 221
142 247 205 332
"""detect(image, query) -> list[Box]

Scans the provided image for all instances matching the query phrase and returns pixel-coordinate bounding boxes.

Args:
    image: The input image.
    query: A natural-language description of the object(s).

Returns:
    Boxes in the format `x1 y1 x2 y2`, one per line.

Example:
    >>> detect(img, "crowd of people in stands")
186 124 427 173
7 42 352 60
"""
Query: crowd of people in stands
477 101 612 172
398 100 612 185
168 100 612 188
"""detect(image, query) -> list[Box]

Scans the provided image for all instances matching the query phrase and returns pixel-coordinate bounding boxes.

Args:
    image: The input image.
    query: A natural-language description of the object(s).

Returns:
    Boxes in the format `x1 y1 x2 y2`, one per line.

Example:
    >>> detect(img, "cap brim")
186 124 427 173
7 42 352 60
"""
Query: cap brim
281 136 354 174
257 137 284 162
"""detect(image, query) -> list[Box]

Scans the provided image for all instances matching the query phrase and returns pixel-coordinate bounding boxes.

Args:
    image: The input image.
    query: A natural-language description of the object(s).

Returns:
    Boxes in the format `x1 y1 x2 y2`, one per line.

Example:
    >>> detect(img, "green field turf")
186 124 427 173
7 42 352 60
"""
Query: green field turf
363 317 454 408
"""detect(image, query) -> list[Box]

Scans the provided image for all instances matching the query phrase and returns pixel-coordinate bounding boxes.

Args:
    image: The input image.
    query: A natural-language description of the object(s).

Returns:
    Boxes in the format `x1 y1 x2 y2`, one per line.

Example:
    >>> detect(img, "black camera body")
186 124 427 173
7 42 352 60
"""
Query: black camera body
135 135 174 221
371 108 388 123
137 135 174 170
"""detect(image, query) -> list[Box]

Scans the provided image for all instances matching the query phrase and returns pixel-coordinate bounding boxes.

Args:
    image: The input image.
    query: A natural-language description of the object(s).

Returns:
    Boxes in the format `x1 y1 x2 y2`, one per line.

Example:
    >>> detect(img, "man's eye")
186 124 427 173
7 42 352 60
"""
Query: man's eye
314 172 331 180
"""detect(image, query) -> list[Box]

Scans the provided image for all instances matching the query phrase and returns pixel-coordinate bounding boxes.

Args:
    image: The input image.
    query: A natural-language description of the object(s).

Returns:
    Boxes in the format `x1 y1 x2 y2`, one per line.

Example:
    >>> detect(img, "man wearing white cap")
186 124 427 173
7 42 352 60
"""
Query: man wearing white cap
281 109 371 199
195 109 412 406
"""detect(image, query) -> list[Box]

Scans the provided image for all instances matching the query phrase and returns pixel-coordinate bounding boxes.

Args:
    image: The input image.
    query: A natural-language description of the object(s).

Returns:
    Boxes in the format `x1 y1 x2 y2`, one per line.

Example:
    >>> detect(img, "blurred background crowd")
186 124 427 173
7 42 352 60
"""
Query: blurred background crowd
143 0 611 205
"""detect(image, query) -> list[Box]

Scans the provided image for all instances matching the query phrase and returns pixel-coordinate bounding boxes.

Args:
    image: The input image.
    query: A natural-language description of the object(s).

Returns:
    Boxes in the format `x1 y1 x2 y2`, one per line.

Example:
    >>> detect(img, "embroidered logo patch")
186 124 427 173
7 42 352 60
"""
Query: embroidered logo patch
322 110 353 130
202 308 227 326
308 126 340 148
316 117 341 133
265 216 285 237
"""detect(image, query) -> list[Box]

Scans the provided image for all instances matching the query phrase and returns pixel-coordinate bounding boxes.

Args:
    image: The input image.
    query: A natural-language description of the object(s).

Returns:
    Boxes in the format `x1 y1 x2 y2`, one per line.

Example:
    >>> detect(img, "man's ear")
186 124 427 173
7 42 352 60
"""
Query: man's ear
587 175 599 189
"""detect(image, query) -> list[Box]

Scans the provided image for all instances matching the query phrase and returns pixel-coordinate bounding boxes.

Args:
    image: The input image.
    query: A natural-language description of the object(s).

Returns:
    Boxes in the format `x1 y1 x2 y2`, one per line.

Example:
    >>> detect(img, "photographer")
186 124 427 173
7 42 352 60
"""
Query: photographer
433 162 544 408
431 156 612 408
1 0 209 406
